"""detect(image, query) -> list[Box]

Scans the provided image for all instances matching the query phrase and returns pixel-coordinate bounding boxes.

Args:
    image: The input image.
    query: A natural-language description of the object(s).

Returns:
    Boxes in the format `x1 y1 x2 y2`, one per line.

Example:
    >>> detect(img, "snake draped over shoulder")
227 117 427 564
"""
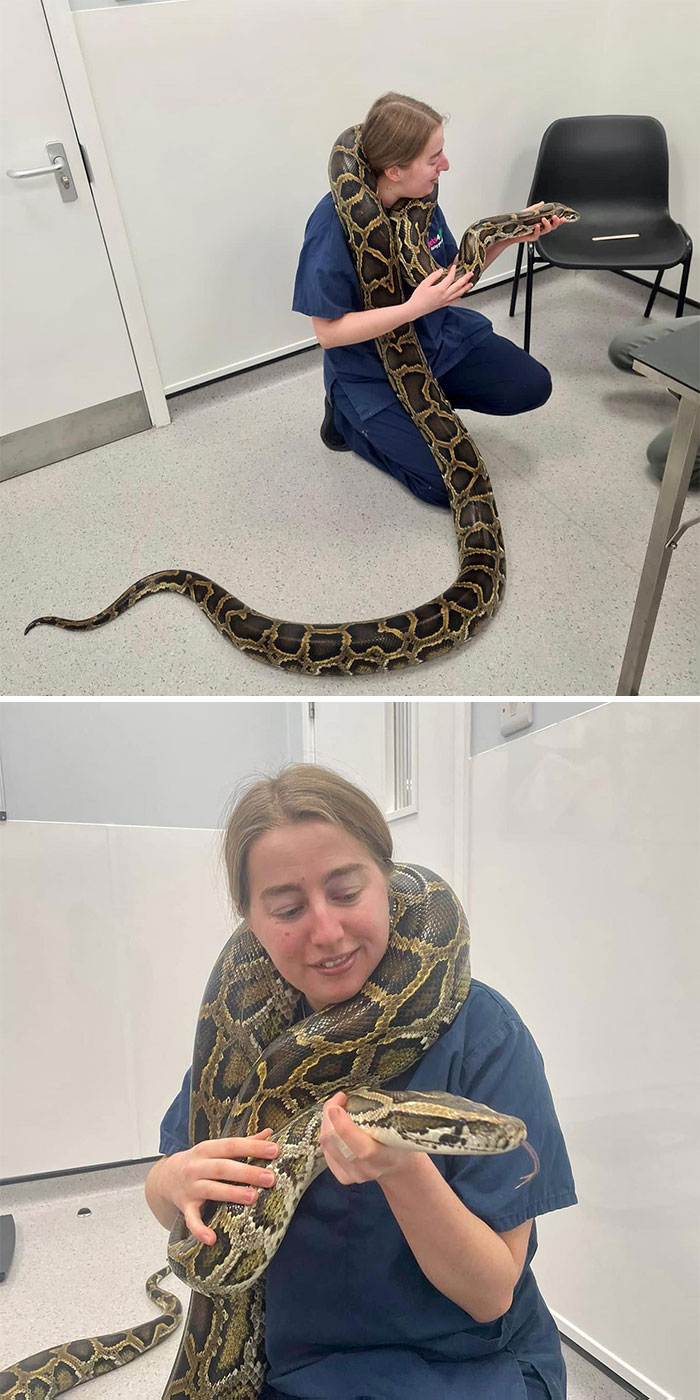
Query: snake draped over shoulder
25 126 579 676
0 865 539 1399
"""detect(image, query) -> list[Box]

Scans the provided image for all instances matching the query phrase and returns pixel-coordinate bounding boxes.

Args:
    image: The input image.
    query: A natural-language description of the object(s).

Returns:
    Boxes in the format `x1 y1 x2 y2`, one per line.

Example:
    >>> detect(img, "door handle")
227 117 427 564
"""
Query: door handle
6 142 77 202
7 157 65 177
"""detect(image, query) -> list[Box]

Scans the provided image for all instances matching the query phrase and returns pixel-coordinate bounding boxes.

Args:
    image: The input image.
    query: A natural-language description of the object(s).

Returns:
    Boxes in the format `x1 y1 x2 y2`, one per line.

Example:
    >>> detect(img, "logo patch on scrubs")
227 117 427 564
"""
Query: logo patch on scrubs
428 225 444 251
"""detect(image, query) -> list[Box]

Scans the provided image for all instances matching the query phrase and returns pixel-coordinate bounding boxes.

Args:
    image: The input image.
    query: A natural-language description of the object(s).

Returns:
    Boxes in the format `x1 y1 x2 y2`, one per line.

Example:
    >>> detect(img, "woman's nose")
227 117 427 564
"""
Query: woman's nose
306 902 343 944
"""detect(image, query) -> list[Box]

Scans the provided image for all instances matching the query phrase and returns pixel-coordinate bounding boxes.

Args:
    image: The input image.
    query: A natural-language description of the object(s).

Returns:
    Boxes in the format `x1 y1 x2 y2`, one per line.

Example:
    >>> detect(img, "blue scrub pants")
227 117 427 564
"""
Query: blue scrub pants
261 1364 552 1398
330 329 553 508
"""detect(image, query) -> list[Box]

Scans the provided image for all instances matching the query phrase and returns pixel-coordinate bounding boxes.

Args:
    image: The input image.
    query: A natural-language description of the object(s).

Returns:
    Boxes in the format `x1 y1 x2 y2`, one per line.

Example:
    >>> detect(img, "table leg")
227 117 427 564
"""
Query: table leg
617 396 699 695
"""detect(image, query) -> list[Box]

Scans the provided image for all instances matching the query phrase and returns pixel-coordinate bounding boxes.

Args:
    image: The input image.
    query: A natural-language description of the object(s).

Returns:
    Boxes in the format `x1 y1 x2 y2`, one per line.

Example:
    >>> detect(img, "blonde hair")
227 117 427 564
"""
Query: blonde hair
361 91 448 175
223 764 394 915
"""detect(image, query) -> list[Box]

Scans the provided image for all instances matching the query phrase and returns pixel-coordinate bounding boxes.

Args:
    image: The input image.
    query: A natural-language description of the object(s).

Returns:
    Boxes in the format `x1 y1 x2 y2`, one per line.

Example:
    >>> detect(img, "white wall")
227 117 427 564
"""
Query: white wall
0 700 298 828
0 817 229 1175
0 699 464 1180
0 698 302 1179
470 700 603 756
465 701 699 1400
64 0 699 393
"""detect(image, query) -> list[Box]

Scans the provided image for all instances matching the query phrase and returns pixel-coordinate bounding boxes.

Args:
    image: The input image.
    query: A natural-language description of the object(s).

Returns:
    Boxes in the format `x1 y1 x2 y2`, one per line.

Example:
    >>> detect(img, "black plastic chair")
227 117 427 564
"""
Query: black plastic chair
509 115 693 353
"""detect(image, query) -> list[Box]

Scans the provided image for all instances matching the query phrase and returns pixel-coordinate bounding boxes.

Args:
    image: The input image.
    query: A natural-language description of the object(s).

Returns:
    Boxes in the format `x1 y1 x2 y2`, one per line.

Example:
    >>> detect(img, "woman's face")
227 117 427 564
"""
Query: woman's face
379 123 450 205
246 820 391 1012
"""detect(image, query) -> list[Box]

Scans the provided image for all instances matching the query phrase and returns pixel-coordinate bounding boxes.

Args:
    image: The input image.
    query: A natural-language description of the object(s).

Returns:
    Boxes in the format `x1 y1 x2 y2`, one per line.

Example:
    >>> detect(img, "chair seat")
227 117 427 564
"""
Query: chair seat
537 210 688 271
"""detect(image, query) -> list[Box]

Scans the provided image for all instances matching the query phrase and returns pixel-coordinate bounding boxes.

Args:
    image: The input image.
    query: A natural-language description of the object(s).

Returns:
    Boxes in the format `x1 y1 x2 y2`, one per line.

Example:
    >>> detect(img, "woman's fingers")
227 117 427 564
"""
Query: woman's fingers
450 272 473 299
184 1204 218 1247
218 1160 276 1187
201 1132 278 1158
196 1173 270 1202
181 1165 278 1246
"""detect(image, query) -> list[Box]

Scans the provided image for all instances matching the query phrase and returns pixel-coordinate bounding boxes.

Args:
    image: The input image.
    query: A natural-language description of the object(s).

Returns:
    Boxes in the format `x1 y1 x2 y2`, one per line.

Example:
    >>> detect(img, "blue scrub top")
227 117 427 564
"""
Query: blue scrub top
291 193 494 422
159 980 577 1399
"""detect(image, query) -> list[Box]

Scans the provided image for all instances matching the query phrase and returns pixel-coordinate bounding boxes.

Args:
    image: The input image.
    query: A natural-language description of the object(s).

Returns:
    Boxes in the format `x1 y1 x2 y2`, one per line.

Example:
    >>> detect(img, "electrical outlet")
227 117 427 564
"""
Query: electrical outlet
500 702 533 737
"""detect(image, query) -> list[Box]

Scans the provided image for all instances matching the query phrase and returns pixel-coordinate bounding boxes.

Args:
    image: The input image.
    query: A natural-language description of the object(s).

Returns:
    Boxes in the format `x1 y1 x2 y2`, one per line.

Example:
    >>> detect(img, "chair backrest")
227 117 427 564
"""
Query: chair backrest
530 115 670 212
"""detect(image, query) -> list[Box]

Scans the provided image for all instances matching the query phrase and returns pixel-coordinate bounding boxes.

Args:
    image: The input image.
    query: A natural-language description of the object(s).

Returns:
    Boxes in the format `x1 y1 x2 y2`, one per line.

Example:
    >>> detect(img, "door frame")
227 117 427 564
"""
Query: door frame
41 0 170 429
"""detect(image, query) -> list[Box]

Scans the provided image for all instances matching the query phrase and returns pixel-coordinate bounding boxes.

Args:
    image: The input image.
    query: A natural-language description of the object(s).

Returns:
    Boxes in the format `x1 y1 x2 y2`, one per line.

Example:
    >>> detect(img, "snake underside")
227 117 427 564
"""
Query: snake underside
25 126 579 675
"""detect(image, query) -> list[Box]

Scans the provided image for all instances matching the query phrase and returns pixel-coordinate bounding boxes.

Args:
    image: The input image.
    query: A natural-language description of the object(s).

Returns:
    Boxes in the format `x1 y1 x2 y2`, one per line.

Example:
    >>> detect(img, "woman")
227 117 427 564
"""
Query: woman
146 765 577 1399
292 92 565 508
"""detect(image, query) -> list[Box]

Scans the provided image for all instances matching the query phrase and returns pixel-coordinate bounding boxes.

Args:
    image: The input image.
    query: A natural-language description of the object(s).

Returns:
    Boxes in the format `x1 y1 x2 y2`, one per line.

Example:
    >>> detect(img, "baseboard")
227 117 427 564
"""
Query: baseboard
555 1311 676 1400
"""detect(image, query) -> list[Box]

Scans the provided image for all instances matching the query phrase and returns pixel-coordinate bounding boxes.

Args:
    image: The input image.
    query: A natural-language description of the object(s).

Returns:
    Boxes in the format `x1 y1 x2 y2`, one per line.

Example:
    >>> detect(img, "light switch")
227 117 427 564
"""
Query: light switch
500 702 533 737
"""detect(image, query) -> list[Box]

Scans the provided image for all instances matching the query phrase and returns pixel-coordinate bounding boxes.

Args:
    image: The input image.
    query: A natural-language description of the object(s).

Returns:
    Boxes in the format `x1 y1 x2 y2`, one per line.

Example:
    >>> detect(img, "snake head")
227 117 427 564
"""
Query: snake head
550 202 580 222
344 1087 529 1156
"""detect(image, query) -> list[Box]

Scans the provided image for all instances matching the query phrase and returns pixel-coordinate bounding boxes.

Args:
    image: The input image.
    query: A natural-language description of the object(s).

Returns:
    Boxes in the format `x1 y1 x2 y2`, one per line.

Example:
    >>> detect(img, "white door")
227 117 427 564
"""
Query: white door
0 0 149 479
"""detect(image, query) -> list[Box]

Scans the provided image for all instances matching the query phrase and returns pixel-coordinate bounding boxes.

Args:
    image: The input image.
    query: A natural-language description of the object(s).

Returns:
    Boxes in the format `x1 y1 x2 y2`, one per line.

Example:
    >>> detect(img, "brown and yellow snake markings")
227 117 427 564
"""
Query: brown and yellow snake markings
0 1265 181 1399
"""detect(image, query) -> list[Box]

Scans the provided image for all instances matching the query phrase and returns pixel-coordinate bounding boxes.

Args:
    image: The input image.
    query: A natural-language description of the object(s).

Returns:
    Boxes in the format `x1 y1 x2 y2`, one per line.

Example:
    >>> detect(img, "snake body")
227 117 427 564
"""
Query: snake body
0 865 538 1398
0 1266 181 1399
25 126 579 675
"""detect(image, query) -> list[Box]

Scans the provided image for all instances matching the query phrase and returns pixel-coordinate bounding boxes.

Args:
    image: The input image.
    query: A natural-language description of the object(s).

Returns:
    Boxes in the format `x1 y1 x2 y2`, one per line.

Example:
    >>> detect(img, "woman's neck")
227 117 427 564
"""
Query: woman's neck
376 174 400 210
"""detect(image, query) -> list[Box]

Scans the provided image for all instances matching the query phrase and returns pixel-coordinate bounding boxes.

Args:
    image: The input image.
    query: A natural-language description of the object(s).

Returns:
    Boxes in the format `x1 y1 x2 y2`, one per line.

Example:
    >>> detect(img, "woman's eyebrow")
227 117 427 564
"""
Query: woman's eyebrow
260 881 301 900
260 863 366 901
324 862 367 883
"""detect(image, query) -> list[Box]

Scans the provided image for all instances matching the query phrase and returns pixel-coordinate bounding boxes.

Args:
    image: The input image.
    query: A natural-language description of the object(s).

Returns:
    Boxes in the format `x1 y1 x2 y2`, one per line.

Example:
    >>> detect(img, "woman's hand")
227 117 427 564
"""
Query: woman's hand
320 1091 418 1186
160 1129 280 1246
500 200 567 249
407 262 474 320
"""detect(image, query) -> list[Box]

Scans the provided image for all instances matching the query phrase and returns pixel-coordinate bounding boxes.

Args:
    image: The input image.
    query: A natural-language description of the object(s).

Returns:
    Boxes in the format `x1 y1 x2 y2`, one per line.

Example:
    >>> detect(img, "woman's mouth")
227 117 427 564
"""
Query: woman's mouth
313 949 359 975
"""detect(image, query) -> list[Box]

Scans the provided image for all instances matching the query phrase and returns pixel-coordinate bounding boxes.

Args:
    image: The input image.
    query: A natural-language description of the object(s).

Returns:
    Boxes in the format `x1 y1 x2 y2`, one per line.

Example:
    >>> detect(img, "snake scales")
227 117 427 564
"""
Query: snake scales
25 126 579 675
0 1266 181 1398
0 865 539 1398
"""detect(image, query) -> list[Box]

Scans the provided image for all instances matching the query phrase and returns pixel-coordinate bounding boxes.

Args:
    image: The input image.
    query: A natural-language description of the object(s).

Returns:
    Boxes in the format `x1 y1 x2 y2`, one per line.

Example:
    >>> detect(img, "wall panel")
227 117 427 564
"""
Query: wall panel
466 701 699 1400
0 822 136 1177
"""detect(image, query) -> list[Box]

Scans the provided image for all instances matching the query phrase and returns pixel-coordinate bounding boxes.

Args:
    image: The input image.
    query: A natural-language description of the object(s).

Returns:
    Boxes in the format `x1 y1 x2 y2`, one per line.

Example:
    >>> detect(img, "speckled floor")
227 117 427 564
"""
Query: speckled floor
0 1163 638 1398
1 269 697 697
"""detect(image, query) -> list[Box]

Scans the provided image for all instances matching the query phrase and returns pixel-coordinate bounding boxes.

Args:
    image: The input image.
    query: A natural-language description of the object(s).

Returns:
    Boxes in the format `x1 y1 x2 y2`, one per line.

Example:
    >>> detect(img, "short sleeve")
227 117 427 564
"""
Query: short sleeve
446 1016 578 1233
292 198 362 320
158 1067 191 1156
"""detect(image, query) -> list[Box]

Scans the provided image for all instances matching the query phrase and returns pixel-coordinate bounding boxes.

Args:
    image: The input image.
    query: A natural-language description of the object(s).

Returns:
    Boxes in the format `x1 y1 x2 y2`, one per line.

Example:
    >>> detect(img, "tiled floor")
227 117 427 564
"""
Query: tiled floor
1 270 697 697
1 1163 640 1398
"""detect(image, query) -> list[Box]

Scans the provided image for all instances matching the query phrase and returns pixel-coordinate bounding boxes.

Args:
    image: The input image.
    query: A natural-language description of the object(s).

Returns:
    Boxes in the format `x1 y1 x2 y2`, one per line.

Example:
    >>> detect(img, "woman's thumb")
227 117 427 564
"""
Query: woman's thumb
185 1206 216 1247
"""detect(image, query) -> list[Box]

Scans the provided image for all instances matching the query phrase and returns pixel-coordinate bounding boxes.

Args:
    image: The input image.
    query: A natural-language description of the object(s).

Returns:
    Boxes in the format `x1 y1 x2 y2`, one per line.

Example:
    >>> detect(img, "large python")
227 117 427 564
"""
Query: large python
0 865 539 1398
24 126 579 675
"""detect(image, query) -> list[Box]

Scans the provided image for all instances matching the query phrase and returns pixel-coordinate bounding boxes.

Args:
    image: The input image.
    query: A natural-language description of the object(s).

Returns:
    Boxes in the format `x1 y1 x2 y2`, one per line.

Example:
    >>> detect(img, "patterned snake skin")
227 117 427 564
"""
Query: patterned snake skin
24 127 579 675
0 867 538 1398
0 1266 181 1398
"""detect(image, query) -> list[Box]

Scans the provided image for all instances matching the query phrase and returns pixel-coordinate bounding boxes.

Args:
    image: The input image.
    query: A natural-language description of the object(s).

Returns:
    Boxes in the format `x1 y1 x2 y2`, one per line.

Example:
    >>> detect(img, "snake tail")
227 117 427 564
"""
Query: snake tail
0 1266 182 1399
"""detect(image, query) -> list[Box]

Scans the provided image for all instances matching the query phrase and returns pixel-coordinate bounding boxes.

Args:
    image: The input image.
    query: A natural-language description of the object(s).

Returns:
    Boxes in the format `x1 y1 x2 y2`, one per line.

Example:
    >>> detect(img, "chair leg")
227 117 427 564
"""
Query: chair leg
523 243 535 353
675 247 692 317
509 243 525 317
644 269 663 317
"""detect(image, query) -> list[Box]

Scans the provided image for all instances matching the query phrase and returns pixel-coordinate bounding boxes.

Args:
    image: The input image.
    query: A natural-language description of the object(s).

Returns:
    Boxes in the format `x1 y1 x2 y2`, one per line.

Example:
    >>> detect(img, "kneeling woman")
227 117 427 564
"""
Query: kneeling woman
293 91 562 508
146 764 577 1399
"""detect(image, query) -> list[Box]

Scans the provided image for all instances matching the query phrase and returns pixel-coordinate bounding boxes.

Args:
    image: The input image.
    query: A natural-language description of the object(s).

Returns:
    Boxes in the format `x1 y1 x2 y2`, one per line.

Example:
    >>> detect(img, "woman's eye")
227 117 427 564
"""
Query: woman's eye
275 906 303 920
334 890 362 903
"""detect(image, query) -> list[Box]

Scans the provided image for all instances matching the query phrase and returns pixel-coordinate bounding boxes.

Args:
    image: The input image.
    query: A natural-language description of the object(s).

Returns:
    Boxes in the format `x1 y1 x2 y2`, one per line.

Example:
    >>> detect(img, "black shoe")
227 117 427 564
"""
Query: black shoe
321 397 350 451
